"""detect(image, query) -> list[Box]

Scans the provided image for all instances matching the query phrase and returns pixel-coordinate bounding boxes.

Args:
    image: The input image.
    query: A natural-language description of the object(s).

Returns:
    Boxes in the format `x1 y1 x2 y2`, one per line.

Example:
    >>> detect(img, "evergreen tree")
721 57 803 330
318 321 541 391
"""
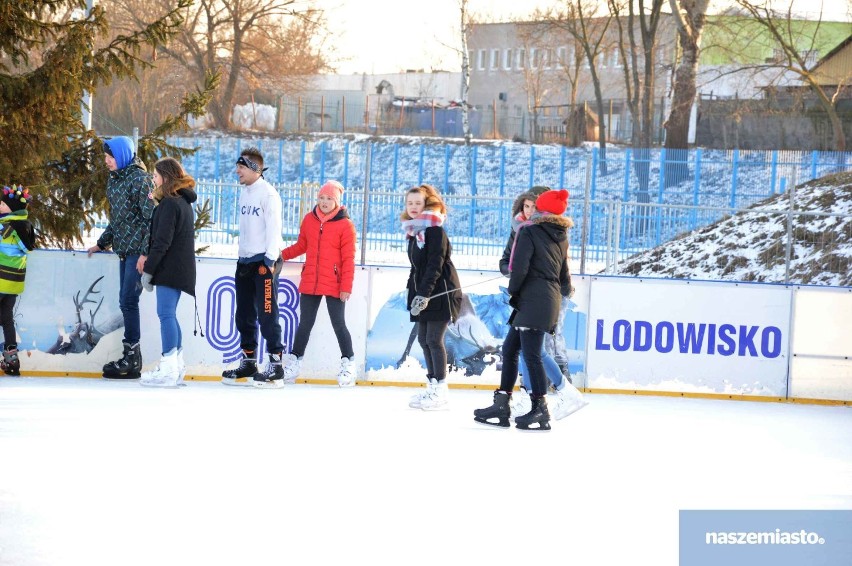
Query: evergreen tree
0 0 217 248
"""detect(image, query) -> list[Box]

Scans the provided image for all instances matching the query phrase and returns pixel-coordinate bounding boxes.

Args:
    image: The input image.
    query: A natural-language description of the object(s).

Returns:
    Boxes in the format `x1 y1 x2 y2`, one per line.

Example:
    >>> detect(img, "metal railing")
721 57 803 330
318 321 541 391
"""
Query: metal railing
86 178 847 286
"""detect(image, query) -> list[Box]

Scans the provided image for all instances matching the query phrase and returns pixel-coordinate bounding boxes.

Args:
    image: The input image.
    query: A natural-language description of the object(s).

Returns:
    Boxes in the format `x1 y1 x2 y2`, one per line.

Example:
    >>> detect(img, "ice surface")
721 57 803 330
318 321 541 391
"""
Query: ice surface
1 376 850 566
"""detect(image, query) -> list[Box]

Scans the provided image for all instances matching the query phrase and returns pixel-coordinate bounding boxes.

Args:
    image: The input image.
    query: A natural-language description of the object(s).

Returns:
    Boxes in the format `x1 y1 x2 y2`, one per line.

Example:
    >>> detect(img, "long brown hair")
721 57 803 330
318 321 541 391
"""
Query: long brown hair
400 183 447 220
154 157 195 200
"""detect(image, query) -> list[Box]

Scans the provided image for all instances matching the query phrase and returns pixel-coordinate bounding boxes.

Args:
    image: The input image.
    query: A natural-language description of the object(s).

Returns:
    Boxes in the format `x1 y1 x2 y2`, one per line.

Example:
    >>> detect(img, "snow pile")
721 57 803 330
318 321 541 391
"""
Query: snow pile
230 103 277 131
613 172 852 286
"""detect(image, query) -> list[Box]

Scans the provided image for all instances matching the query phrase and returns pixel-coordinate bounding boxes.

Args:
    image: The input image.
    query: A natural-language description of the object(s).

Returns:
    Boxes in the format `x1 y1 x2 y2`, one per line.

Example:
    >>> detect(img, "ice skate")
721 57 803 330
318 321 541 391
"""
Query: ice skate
419 379 448 410
102 342 142 380
510 387 531 418
140 351 182 388
408 376 435 408
473 390 512 427
337 356 357 387
221 351 257 386
252 353 286 388
551 382 588 420
515 396 551 431
1 345 20 376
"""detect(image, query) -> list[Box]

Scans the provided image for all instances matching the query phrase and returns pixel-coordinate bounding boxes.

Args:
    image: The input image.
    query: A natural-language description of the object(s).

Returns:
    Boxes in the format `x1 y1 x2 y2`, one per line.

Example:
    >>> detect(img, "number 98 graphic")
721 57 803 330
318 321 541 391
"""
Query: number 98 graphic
205 276 300 364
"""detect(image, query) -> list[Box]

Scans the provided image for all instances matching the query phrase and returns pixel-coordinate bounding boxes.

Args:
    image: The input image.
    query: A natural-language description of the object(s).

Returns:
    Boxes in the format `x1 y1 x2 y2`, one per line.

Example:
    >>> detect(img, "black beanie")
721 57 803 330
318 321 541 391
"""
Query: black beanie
103 141 114 158
2 185 31 212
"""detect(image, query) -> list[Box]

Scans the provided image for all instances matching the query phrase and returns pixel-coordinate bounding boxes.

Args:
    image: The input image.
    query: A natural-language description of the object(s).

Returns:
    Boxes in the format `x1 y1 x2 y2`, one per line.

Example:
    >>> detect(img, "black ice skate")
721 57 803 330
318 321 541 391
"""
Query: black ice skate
221 351 257 386
1 345 20 376
514 396 551 431
102 342 142 380
252 353 285 388
473 390 512 428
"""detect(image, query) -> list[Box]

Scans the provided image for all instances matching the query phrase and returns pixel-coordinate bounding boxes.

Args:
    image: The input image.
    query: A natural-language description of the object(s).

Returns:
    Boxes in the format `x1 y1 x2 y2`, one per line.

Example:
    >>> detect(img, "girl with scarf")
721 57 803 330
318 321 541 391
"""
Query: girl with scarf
474 189 573 430
279 180 358 386
402 184 461 410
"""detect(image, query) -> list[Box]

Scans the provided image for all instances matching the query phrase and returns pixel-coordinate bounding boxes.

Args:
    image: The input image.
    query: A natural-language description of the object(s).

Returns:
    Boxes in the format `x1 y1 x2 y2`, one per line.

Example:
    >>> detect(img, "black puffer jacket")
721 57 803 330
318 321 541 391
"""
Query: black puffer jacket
507 214 573 333
144 188 198 296
406 226 462 323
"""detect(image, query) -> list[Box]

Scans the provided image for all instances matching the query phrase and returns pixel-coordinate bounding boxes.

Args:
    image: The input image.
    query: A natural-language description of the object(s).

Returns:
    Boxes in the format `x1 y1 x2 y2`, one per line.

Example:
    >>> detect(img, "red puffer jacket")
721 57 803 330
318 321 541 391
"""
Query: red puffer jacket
281 206 356 297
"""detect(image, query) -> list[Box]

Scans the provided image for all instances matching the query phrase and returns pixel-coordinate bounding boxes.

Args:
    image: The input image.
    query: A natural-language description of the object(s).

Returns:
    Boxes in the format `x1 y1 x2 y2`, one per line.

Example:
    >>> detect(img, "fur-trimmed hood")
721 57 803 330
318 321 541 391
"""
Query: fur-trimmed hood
510 186 552 217
532 213 574 229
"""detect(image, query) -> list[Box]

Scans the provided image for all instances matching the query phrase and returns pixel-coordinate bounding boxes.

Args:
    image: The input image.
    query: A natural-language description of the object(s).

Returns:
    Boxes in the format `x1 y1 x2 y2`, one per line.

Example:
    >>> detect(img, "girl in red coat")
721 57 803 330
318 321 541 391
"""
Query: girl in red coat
280 180 358 386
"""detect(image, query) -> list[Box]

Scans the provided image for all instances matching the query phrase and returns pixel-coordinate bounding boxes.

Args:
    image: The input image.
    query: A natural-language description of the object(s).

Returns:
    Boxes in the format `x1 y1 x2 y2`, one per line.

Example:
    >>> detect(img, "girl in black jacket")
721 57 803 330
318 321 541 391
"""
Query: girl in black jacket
402 184 462 410
138 157 198 387
475 189 572 430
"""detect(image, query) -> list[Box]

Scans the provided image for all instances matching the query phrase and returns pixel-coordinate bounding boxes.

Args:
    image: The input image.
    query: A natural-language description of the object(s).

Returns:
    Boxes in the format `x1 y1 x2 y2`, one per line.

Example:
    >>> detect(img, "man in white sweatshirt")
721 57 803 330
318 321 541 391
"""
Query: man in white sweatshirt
222 147 286 387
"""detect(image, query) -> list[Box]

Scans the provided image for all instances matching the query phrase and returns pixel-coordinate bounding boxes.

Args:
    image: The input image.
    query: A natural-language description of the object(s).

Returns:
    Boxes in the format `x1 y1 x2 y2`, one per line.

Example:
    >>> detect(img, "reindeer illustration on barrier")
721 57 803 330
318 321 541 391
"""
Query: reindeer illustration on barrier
47 276 121 355
395 294 501 377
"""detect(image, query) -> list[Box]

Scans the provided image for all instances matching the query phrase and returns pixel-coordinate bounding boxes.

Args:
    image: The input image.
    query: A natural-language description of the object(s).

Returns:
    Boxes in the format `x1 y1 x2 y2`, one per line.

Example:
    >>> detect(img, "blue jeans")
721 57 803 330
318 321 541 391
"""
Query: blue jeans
519 346 563 391
156 285 182 355
118 255 142 344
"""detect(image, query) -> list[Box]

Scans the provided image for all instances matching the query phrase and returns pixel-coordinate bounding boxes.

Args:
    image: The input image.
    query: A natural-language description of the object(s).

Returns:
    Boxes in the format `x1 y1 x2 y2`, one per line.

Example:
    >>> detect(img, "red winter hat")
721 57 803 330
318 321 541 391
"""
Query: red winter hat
535 189 569 215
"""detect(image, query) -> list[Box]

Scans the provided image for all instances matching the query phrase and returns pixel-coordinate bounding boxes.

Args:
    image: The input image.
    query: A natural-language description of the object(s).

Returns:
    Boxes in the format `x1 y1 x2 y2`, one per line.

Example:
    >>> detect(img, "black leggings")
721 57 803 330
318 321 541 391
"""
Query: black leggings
418 320 448 381
291 293 354 359
0 294 16 347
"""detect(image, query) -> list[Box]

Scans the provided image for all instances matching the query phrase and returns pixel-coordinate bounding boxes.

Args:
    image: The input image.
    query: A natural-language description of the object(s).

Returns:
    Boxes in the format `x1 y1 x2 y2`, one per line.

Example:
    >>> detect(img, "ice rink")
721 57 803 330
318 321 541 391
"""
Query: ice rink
1 376 850 566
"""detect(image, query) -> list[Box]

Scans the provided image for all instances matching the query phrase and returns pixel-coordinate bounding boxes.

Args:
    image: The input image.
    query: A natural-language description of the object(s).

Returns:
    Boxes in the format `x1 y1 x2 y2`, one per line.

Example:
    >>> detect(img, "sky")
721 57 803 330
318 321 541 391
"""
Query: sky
316 0 851 75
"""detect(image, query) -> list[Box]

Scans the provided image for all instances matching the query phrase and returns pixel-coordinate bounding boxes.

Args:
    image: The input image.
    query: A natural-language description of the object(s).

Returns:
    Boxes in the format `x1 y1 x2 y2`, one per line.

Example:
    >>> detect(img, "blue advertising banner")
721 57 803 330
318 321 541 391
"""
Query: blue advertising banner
680 510 852 566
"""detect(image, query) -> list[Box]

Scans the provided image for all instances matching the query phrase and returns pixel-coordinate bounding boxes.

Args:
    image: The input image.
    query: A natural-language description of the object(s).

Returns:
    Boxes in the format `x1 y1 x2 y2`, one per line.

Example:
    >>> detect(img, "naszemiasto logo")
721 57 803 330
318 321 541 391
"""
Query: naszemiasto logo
706 529 825 545
594 319 783 358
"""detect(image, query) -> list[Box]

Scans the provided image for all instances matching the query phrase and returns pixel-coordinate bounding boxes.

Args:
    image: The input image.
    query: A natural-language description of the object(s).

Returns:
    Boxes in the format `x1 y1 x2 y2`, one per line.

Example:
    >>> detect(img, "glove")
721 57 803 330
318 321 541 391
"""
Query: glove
410 295 429 316
141 273 154 292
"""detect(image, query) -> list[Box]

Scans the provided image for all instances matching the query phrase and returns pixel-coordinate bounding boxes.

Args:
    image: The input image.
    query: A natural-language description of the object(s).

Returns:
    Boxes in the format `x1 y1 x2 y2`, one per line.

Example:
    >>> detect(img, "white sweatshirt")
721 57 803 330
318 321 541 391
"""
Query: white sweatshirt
237 177 284 263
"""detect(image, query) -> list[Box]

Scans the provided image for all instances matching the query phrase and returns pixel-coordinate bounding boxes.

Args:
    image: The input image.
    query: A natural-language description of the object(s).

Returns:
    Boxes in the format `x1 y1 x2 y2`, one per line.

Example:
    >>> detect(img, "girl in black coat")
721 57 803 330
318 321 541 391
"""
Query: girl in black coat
402 184 462 410
475 189 572 430
138 157 197 387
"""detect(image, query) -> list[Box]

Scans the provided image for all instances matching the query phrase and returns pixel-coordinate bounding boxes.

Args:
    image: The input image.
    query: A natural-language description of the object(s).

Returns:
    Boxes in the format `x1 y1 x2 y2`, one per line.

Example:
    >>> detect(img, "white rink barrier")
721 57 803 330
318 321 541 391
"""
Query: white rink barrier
13 251 852 402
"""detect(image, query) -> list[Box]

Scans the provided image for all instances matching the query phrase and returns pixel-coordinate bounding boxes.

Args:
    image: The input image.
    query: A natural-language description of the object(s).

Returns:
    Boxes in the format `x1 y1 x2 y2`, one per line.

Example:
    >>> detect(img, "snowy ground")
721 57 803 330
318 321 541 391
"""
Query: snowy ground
1 377 850 566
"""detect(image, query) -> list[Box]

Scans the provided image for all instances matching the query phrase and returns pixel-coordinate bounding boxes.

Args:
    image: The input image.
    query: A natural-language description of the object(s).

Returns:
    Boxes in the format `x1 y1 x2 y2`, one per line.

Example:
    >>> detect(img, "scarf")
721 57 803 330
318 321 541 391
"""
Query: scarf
401 209 445 249
508 210 547 272
315 204 341 224
511 211 528 234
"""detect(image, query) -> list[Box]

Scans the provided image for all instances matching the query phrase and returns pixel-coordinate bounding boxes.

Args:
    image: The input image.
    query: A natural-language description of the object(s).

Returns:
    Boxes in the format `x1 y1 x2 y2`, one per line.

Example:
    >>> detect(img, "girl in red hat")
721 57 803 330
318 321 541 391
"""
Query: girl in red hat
475 189 573 430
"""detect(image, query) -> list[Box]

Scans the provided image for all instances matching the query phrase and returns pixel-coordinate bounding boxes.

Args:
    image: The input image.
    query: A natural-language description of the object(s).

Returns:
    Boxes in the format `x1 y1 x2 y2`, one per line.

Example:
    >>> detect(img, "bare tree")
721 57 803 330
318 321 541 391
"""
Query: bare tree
546 0 615 172
733 0 848 151
134 0 332 130
460 0 473 144
665 0 709 150
611 0 666 196
514 23 567 143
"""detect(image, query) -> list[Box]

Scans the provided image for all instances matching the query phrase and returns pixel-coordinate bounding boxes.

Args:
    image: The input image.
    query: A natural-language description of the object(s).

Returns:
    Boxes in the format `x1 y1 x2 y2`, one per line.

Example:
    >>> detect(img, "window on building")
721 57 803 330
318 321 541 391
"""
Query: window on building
516 48 525 69
514 104 523 117
556 46 567 69
477 49 485 71
491 49 500 70
542 49 552 69
503 48 512 70
467 50 474 70
530 47 539 69
611 48 621 68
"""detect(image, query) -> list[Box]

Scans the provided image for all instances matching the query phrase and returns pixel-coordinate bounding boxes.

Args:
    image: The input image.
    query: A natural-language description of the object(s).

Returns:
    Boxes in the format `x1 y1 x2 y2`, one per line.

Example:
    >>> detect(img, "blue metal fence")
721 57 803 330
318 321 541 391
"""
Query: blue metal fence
163 137 851 270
